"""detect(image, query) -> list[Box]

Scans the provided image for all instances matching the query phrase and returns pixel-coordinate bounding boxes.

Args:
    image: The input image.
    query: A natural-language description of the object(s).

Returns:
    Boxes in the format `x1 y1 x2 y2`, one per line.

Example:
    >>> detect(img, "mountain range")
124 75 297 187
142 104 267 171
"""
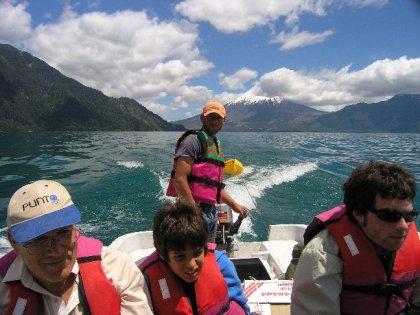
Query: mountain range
1 43 419 132
174 94 420 132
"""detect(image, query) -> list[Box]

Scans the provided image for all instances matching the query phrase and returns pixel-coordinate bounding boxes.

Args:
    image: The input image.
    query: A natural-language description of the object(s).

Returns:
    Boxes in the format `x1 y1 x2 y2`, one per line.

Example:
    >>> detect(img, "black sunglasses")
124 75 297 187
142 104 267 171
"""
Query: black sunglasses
367 208 418 223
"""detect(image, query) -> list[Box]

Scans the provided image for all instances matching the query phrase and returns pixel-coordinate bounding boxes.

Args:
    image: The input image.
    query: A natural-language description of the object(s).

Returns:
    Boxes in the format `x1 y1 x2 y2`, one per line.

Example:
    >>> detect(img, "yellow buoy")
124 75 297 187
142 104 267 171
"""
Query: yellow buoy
224 159 244 175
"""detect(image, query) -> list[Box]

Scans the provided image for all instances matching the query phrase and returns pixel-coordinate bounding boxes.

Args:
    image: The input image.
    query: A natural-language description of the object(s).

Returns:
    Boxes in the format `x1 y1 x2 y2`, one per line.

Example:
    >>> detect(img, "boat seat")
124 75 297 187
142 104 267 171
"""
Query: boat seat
109 230 155 265
262 240 299 278
131 248 156 265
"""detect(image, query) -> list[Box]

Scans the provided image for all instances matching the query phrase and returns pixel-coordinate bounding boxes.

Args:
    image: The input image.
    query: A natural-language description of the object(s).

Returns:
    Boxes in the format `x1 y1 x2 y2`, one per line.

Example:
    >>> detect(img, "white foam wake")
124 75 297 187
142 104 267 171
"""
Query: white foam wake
0 226 11 256
225 162 317 206
223 162 317 236
117 161 144 169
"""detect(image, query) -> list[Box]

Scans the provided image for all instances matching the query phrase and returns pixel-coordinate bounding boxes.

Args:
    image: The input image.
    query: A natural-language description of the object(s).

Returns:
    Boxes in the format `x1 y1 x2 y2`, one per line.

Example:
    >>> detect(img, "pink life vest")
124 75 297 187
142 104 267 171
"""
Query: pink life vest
166 130 225 204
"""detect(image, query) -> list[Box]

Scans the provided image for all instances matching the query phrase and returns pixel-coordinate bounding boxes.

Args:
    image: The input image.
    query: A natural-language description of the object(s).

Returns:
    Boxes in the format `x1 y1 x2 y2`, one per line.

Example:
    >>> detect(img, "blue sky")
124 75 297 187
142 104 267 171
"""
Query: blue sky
1 0 420 121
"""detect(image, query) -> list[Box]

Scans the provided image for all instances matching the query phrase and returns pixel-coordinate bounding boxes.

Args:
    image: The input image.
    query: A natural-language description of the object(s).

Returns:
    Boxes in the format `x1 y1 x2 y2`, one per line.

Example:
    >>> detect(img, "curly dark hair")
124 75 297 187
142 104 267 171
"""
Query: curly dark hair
343 160 416 219
153 201 208 261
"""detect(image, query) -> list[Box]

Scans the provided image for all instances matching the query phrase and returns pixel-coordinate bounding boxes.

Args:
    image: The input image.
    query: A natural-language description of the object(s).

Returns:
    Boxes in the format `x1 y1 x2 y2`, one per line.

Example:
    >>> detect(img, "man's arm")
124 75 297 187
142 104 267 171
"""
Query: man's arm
221 190 249 217
101 247 154 315
173 156 196 206
291 229 342 315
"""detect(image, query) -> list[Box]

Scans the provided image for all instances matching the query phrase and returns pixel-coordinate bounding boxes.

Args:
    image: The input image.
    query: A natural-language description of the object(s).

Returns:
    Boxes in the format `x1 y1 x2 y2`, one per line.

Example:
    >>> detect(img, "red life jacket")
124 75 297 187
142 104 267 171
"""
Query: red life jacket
166 130 225 204
140 250 244 315
307 205 420 315
0 236 121 315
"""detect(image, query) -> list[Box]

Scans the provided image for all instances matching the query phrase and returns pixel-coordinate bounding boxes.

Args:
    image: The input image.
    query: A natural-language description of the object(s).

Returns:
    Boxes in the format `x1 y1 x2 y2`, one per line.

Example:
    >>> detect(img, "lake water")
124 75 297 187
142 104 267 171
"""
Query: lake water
1 132 419 255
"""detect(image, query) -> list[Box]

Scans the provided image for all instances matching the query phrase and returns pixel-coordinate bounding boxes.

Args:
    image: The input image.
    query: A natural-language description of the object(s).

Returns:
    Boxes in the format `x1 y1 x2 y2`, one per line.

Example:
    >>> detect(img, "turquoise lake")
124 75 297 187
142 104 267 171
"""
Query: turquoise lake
1 132 419 255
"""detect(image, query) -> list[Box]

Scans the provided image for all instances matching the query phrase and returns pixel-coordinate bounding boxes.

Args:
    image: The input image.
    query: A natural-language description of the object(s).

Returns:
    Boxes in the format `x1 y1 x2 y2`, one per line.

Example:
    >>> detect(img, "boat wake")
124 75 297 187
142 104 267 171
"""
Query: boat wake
0 227 11 256
225 162 317 205
155 162 317 238
116 161 145 169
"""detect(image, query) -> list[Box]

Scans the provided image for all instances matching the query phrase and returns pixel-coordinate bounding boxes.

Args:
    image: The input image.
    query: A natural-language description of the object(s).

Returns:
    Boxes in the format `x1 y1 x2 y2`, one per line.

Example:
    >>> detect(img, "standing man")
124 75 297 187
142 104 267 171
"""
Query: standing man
0 180 153 315
291 160 420 314
167 101 248 242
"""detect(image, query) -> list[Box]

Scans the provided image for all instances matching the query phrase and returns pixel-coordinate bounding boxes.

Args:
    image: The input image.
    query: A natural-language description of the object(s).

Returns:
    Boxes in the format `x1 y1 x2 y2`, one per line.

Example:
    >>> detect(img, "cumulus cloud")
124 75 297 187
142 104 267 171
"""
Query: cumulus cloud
175 0 387 33
271 27 334 51
219 67 258 90
0 0 31 43
25 7 213 115
245 56 420 111
175 0 325 33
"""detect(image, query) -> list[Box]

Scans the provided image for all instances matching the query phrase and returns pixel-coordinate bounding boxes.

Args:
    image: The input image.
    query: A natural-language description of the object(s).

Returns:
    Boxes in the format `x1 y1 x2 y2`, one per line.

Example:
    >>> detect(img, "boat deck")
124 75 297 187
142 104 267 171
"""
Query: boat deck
110 224 306 315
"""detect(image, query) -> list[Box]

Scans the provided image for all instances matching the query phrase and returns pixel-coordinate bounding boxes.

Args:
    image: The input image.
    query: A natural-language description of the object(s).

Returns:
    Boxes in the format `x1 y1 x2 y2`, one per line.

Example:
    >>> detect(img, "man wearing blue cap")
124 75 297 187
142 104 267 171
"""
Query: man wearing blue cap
0 180 153 314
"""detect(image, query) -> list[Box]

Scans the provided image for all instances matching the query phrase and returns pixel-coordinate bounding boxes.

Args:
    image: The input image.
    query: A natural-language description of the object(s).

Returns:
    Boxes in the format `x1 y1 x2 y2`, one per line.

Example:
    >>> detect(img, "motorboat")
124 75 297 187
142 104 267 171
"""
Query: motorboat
110 204 306 315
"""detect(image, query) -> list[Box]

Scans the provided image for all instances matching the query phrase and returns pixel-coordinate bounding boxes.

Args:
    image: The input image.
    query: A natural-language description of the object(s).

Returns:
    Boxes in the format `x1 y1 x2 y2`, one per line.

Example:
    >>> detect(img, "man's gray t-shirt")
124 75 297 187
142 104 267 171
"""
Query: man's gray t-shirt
174 134 201 160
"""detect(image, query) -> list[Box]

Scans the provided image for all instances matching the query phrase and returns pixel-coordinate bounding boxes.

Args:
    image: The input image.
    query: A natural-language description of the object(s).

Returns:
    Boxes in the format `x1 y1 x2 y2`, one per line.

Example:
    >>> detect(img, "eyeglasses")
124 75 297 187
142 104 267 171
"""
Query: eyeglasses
367 208 418 223
21 227 80 255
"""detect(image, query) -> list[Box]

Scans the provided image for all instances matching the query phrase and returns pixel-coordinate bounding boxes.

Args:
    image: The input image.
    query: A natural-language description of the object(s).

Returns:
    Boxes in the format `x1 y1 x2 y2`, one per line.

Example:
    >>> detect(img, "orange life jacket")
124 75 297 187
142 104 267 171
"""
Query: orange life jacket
140 250 236 315
306 205 420 314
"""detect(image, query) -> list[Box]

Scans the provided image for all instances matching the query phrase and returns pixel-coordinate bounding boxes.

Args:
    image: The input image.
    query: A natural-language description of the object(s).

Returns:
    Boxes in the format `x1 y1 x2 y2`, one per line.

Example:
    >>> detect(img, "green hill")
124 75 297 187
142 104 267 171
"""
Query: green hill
0 44 184 131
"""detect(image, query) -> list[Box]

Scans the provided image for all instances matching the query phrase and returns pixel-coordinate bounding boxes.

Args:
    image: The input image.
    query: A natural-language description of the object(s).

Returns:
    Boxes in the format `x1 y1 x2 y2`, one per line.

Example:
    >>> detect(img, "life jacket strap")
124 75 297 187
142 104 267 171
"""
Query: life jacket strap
342 279 415 297
187 174 226 189
170 170 226 190
78 275 93 315
200 157 225 167
216 300 231 315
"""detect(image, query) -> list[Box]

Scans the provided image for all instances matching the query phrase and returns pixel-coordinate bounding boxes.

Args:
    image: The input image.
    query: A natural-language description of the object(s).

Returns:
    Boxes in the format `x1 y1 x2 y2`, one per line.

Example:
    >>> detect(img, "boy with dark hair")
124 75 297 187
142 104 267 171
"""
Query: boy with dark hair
140 201 250 314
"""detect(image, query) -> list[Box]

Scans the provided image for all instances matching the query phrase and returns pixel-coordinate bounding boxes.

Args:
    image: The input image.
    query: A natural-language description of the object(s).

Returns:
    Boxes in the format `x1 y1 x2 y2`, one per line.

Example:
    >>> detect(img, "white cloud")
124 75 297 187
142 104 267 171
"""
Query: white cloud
246 56 420 111
24 7 213 114
87 0 102 9
214 91 242 105
0 0 31 42
271 27 334 51
175 0 387 34
219 67 257 90
175 0 325 33
1 0 411 121
346 0 388 7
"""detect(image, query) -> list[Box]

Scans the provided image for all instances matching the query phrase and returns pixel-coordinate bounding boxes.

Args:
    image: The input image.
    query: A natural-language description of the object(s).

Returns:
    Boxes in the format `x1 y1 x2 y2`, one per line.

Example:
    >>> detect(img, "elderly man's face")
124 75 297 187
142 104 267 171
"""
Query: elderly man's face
10 225 78 291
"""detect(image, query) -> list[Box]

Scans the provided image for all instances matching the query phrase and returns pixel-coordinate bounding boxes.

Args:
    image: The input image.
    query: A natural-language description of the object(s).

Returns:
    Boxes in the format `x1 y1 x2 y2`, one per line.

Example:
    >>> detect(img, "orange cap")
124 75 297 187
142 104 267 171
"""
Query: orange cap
202 101 226 118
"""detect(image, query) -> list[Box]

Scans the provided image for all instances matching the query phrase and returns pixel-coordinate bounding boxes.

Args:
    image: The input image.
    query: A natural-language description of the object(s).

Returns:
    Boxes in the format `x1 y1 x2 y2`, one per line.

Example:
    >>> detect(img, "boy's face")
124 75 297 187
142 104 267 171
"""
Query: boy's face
167 245 205 283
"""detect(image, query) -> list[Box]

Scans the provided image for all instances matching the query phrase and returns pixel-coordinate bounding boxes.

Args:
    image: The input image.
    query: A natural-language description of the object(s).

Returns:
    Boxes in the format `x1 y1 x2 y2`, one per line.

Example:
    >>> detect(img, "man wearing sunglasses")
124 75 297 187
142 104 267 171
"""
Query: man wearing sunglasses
0 180 153 314
291 160 420 315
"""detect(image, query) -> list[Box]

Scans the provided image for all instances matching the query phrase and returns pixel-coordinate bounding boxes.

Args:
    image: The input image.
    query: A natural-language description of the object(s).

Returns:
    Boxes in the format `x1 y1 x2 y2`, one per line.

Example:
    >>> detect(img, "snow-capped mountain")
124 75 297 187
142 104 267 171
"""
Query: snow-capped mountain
175 96 325 131
173 94 420 132
226 95 284 106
